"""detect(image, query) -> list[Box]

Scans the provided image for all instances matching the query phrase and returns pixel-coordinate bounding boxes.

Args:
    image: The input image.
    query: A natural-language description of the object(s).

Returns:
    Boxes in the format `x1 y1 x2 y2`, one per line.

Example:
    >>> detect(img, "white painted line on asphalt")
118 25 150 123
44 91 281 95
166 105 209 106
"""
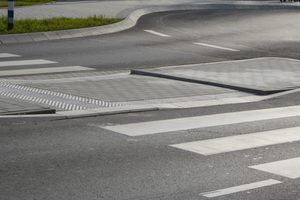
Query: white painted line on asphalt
102 105 300 136
0 66 94 76
249 157 300 179
0 53 21 58
170 126 300 155
0 59 57 67
194 42 239 51
144 30 171 37
200 179 281 198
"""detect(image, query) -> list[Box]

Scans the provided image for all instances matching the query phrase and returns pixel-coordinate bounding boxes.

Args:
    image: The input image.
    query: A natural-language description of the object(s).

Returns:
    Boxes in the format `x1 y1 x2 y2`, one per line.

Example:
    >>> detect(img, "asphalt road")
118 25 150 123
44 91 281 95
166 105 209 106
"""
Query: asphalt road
2 98 300 199
2 9 300 200
0 9 299 71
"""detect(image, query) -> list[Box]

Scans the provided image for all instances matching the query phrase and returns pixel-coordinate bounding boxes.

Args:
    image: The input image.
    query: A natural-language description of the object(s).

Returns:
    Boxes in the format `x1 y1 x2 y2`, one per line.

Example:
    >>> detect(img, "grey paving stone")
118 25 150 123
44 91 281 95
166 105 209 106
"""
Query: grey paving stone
79 29 94 36
0 35 18 44
0 96 52 115
89 28 102 36
67 30 84 38
56 31 73 39
14 34 34 43
44 32 61 40
20 75 237 102
29 33 49 42
132 57 300 94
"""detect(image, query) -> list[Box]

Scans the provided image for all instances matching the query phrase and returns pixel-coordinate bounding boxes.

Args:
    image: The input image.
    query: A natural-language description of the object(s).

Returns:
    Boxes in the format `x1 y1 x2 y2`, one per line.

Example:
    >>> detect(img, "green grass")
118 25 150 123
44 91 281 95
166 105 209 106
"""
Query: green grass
0 15 123 34
0 0 55 7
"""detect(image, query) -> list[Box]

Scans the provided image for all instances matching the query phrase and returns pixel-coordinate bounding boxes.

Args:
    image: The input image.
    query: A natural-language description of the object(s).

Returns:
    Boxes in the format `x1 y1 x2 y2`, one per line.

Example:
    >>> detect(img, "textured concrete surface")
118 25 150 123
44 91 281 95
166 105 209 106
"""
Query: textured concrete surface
1 0 300 118
132 57 300 94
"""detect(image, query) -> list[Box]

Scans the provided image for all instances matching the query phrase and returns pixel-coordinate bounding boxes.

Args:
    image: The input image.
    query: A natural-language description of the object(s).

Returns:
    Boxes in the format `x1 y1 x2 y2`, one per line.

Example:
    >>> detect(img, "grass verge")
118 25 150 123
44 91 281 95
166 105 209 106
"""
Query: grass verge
0 15 123 34
0 0 55 7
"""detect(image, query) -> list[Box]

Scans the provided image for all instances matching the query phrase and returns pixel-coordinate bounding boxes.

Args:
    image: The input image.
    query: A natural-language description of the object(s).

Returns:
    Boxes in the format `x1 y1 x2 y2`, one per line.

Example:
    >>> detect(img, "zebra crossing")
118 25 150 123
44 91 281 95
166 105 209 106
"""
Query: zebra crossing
101 106 300 198
0 53 120 110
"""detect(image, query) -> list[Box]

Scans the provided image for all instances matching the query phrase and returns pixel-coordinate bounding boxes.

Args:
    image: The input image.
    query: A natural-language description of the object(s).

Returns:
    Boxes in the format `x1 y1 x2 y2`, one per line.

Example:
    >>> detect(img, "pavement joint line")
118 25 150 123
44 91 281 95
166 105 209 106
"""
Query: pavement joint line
0 2 300 44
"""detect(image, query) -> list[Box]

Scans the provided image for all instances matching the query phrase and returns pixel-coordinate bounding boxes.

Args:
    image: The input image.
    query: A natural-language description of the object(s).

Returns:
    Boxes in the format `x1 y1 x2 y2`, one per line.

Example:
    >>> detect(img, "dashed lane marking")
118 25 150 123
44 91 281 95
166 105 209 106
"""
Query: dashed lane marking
200 179 281 198
194 42 239 51
0 59 57 67
0 53 21 58
0 66 94 76
144 30 171 37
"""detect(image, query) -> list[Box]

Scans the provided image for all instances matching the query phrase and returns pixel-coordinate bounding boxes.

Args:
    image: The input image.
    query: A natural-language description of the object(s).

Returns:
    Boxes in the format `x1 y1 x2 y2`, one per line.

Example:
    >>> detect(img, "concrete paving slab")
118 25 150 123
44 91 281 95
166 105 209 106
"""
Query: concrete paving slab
132 57 300 95
57 109 99 119
43 32 60 40
0 35 18 44
56 31 73 39
30 33 49 42
14 34 34 43
67 30 84 38
20 74 239 102
0 114 65 125
0 96 55 115
79 29 94 36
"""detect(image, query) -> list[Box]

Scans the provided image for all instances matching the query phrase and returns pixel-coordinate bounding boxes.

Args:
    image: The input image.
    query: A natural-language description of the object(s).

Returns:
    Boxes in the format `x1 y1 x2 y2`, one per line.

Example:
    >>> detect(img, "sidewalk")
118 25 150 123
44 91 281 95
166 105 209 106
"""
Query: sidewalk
1 0 300 123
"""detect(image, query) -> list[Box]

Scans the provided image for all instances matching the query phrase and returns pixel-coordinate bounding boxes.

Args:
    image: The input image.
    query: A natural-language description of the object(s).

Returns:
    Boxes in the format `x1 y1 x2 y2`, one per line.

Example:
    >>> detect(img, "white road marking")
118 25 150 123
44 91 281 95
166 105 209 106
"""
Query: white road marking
0 66 94 76
144 30 171 37
249 157 300 179
194 42 239 51
0 53 21 58
0 59 57 67
200 179 281 198
170 126 300 155
102 105 300 136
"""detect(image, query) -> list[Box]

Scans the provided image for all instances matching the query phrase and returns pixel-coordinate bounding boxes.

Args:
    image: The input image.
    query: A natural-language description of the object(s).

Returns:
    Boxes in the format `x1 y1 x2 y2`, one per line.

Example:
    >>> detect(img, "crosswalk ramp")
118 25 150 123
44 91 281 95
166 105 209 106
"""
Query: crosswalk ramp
0 53 121 110
101 105 300 198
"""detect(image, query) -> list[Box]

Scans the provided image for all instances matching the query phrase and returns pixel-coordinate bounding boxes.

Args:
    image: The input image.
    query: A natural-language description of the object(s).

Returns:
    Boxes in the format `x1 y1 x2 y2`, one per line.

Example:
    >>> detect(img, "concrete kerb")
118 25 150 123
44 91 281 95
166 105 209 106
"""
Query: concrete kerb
0 96 270 124
0 2 300 44
0 105 161 123
130 69 290 95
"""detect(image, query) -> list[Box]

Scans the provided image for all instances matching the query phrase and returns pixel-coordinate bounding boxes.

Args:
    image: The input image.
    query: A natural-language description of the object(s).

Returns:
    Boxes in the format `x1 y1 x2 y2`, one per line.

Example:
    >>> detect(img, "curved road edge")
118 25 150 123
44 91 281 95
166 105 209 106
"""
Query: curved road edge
0 1 299 44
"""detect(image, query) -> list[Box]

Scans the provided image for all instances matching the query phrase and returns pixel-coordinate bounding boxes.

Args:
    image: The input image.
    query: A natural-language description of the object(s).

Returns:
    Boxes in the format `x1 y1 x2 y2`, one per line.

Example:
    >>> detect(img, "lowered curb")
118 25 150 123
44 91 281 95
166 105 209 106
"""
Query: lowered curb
0 95 266 124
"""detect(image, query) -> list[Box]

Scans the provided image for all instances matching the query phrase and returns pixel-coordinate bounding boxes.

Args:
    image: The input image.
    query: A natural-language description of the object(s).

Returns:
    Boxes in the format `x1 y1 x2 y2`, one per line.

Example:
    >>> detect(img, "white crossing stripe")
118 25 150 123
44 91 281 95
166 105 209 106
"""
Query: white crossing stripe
102 105 300 136
170 126 300 155
194 42 239 51
200 179 281 198
144 30 171 37
0 59 57 67
0 53 21 58
249 157 300 179
0 66 94 76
